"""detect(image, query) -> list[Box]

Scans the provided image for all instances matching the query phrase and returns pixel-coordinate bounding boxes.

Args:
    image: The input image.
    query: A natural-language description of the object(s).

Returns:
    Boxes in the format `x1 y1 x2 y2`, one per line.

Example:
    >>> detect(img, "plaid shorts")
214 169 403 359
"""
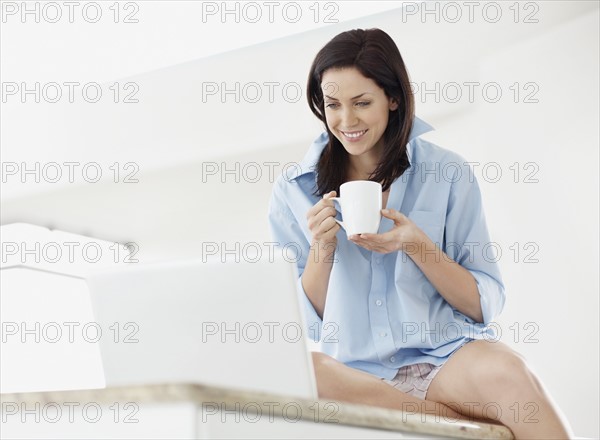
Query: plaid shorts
381 339 477 400
381 362 442 400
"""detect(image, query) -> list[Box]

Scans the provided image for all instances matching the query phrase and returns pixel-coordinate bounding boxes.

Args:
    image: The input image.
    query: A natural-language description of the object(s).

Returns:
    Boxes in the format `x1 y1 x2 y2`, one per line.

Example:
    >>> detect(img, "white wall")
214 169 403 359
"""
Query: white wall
1 2 598 437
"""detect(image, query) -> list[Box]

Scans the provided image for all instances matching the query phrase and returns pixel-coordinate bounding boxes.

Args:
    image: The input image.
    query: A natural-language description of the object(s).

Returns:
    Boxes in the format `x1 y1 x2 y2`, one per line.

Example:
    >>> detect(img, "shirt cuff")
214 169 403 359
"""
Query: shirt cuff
471 269 506 325
296 275 324 342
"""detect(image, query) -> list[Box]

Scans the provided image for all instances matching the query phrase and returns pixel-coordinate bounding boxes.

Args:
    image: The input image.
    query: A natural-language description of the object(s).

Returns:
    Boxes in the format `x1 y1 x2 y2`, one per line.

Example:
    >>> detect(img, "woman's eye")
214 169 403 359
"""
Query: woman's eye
325 101 369 109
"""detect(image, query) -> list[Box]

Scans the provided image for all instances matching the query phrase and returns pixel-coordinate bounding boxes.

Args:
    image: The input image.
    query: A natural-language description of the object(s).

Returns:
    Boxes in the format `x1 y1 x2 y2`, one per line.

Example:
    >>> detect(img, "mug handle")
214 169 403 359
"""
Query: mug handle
329 197 346 231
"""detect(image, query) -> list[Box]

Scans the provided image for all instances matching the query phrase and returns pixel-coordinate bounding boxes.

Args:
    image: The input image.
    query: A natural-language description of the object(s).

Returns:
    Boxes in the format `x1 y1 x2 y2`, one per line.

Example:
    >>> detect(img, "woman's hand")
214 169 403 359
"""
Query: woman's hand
349 208 420 254
306 191 341 256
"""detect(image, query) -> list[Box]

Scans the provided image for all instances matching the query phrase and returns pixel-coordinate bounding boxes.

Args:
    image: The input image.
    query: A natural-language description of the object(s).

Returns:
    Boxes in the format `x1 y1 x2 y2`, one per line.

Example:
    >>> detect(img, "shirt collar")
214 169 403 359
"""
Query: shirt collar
290 116 434 181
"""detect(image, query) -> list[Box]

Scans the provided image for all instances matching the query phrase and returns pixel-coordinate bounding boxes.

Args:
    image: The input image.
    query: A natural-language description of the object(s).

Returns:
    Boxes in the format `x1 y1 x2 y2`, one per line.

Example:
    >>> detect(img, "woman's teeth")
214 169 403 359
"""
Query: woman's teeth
342 130 367 138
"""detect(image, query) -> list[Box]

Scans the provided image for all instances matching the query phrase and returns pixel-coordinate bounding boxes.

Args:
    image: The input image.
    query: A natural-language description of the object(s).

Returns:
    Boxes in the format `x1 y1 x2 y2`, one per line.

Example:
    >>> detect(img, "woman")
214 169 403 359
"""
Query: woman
268 28 572 439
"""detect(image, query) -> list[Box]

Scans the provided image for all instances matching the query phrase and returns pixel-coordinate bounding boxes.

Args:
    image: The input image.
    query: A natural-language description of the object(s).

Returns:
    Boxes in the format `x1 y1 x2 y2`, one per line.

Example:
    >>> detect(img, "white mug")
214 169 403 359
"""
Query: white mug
331 180 382 236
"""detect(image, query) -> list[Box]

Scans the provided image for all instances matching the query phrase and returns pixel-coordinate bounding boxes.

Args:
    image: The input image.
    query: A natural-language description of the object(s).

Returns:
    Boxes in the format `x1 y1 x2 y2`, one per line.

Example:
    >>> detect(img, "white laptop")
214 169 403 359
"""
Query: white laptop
85 257 318 400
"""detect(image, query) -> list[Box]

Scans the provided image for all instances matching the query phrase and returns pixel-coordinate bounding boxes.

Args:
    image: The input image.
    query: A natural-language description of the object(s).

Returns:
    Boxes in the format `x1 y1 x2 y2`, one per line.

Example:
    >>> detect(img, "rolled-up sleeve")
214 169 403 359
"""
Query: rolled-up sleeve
444 163 506 325
267 181 324 340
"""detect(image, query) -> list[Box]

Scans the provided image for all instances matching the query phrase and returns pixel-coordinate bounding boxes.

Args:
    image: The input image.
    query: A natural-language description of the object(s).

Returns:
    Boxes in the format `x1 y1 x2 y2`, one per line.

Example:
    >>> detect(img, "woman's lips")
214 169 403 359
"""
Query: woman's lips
341 129 368 142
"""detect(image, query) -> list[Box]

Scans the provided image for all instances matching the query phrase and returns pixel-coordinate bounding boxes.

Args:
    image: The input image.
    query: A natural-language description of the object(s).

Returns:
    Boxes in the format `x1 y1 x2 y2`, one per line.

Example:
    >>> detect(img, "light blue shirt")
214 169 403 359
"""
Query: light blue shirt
268 117 505 380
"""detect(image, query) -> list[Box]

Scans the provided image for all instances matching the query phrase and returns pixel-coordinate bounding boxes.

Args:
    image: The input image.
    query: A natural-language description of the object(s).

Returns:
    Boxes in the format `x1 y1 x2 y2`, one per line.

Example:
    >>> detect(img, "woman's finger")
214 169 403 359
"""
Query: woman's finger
381 208 409 225
318 216 339 235
311 205 338 230
306 191 336 219
321 218 341 241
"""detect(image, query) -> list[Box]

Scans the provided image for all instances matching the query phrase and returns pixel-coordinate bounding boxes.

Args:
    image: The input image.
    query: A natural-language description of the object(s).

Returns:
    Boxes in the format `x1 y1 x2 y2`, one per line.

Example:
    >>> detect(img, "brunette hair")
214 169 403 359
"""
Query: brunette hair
306 28 415 196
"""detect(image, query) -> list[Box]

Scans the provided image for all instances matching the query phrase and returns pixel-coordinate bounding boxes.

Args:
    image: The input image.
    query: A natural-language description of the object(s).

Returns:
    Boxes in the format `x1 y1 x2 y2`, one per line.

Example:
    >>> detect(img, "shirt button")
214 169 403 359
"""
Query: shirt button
390 356 396 363
375 300 382 306
379 332 387 337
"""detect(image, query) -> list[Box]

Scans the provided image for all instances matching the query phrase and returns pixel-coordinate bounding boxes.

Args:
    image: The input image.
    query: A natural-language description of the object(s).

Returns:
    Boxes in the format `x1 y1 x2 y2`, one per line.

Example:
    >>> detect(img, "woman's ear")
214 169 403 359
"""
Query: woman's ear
389 98 399 111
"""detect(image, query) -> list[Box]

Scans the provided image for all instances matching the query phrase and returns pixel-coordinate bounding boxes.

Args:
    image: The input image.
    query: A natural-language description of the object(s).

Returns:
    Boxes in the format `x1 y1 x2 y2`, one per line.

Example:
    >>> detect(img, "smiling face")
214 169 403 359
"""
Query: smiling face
321 67 398 169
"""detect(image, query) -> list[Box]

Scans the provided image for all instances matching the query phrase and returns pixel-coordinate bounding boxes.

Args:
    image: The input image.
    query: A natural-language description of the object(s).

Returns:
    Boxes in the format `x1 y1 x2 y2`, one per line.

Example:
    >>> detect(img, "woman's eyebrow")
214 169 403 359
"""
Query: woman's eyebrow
324 92 373 101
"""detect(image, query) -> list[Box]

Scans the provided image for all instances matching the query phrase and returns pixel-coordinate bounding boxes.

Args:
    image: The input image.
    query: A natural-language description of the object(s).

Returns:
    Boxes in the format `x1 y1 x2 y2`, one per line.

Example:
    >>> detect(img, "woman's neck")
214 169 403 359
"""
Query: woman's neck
346 142 383 181
347 161 375 181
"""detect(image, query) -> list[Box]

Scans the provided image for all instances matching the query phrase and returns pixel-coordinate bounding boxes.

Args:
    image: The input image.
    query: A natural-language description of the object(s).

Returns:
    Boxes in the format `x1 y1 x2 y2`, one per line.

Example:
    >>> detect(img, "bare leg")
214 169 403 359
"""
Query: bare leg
426 339 574 439
311 351 470 423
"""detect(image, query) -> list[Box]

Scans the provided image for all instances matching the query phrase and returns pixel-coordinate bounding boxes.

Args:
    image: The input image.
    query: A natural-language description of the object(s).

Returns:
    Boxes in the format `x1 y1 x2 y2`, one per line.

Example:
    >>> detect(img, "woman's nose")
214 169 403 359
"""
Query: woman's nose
340 108 358 128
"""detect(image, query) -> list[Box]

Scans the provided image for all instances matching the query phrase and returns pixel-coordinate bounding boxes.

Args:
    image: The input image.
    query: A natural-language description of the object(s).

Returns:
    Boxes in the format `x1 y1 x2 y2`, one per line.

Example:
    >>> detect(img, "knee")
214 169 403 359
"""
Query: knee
478 350 540 395
311 351 342 398
311 351 338 375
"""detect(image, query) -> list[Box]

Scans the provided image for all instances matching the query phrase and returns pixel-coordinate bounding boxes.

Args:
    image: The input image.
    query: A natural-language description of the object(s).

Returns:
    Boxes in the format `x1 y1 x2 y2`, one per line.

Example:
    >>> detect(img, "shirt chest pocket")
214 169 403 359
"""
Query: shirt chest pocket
396 210 445 281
